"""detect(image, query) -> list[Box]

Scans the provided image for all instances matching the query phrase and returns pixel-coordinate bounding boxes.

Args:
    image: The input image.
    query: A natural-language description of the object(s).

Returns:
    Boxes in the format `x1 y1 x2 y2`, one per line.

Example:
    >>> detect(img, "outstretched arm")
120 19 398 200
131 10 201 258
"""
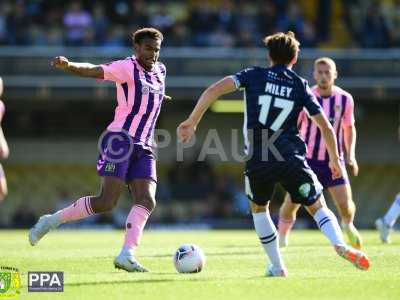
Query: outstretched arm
177 76 237 143
311 113 343 178
51 56 104 79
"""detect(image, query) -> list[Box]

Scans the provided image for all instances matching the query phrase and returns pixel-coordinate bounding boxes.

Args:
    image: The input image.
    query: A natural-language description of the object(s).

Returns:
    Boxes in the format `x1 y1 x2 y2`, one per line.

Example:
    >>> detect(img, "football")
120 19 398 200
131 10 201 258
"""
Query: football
173 244 205 273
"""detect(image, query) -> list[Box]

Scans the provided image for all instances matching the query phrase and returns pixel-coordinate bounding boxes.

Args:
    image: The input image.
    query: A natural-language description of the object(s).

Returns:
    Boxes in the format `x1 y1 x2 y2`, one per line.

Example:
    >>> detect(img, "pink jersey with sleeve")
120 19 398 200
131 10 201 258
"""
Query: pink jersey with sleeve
101 56 166 149
299 85 355 161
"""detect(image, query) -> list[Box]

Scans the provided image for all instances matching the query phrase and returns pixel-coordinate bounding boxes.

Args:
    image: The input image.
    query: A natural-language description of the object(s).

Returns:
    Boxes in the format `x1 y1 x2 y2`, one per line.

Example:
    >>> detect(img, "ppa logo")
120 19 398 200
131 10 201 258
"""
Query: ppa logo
28 272 64 292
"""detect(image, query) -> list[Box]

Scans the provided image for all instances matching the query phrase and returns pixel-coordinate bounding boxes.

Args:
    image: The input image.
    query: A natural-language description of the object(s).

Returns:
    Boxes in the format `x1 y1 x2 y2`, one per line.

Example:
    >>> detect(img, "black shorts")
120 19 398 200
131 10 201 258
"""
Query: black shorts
245 155 323 206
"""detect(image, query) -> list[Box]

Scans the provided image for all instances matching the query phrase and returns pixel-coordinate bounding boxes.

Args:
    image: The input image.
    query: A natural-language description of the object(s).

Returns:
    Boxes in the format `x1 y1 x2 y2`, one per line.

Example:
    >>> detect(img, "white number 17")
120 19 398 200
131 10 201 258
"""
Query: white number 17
258 95 294 131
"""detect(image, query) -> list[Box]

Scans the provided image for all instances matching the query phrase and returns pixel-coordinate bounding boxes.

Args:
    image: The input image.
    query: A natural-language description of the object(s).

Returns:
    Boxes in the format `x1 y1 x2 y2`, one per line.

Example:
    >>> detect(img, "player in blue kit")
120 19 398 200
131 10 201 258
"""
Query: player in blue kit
177 32 370 277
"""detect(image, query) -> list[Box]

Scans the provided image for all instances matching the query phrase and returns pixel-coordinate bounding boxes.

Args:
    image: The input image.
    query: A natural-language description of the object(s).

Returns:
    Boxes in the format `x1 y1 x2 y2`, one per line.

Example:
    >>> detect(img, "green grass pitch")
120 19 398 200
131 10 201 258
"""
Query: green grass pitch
1 230 399 300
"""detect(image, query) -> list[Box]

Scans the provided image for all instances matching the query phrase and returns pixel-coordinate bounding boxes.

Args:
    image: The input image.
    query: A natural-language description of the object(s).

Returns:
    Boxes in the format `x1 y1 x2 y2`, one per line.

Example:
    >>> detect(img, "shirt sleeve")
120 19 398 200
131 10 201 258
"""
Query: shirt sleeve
302 80 322 116
101 60 130 83
342 94 355 126
231 67 254 89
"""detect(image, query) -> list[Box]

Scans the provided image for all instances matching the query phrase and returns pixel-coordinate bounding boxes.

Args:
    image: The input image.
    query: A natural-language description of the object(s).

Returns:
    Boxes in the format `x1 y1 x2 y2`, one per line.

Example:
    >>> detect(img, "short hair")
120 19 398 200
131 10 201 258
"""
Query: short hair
132 28 163 45
263 31 300 65
314 57 337 72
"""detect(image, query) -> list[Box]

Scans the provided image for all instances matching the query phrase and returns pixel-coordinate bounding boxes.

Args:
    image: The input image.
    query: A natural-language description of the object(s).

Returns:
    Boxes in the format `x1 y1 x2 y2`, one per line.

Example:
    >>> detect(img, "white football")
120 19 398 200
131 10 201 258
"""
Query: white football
173 244 205 273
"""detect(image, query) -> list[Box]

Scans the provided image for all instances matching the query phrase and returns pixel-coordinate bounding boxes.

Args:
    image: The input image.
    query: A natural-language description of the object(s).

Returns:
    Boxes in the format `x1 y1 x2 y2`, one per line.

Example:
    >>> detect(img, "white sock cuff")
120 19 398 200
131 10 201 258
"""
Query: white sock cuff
313 207 334 228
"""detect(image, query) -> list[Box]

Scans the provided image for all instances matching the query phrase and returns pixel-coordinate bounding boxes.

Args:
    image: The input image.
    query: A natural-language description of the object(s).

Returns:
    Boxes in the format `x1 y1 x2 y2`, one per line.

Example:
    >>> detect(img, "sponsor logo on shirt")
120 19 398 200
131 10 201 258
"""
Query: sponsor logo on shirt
141 81 164 95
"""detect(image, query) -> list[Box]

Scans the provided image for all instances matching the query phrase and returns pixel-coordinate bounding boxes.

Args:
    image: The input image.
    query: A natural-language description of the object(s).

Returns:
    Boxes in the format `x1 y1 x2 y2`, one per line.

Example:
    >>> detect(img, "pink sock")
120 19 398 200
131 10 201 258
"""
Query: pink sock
123 205 151 250
56 196 94 224
278 218 295 236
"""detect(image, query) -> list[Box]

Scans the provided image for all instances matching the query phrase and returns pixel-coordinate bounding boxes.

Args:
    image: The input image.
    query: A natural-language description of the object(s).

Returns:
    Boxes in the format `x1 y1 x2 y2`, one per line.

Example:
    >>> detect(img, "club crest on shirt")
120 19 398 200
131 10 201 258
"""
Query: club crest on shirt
334 105 342 113
141 85 150 95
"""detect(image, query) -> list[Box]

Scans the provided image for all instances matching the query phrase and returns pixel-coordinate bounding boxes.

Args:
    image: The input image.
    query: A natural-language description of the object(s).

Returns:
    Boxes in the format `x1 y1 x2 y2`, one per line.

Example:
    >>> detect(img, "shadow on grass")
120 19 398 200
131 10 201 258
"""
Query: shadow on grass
65 277 210 287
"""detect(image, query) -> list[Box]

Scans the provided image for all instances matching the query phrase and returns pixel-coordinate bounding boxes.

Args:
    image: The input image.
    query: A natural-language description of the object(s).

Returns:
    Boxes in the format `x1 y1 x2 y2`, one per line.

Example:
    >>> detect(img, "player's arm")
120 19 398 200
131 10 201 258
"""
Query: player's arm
177 76 237 142
343 124 358 176
0 126 9 159
342 95 358 176
310 113 343 178
51 56 104 79
0 106 8 160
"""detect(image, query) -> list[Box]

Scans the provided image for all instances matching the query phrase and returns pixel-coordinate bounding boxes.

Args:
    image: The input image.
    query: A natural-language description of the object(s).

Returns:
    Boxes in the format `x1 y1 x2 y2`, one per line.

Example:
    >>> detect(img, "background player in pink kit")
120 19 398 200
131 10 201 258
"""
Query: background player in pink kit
0 77 9 202
278 57 362 249
29 28 167 272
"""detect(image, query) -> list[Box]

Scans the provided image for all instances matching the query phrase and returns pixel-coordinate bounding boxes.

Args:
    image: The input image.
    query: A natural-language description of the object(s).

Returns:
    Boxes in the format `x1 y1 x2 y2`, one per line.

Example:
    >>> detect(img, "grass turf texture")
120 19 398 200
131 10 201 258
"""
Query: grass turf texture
1 230 399 300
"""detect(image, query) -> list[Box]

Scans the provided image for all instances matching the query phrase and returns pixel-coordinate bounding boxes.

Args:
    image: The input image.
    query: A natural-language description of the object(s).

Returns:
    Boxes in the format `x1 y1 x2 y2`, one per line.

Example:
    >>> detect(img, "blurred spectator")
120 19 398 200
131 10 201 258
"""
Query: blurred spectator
102 26 126 48
0 2 12 45
166 22 189 47
149 6 175 36
208 27 235 47
361 2 391 48
383 0 400 46
235 2 258 45
315 0 331 43
187 2 217 46
7 1 30 45
0 0 398 48
28 26 47 46
215 0 237 33
257 0 279 38
128 0 150 29
277 1 306 42
63 1 93 46
92 4 109 45
45 27 64 46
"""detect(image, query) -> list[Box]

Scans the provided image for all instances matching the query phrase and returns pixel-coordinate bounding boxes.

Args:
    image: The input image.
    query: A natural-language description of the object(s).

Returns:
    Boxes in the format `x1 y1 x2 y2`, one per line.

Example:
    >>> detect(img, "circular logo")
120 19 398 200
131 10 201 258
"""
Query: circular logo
97 129 134 164
141 85 150 95
298 183 311 198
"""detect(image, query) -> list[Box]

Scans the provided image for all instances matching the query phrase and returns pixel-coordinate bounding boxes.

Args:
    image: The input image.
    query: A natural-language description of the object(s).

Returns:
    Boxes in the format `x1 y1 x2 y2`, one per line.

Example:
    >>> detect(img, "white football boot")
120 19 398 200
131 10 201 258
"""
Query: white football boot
114 249 149 273
266 264 288 277
29 214 60 246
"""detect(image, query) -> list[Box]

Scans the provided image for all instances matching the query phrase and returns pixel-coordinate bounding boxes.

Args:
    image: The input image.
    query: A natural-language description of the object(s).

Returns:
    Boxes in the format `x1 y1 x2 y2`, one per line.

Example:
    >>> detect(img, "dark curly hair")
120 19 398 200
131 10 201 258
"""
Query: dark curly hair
132 28 164 45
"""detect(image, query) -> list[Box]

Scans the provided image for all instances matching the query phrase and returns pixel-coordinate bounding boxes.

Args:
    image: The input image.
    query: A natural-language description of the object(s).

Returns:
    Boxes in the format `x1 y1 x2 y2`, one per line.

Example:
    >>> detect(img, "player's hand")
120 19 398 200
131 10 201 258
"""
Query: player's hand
346 156 359 176
163 95 172 101
329 159 343 179
177 118 196 143
51 56 70 70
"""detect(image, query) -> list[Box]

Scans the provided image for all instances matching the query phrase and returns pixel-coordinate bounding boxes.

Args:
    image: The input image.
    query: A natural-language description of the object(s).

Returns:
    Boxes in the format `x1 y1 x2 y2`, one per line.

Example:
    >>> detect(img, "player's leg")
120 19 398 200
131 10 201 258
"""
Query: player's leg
328 184 362 249
29 176 124 246
0 164 8 201
114 179 156 273
246 175 287 277
304 197 369 270
282 157 369 270
278 193 301 247
375 193 400 243
114 146 157 272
